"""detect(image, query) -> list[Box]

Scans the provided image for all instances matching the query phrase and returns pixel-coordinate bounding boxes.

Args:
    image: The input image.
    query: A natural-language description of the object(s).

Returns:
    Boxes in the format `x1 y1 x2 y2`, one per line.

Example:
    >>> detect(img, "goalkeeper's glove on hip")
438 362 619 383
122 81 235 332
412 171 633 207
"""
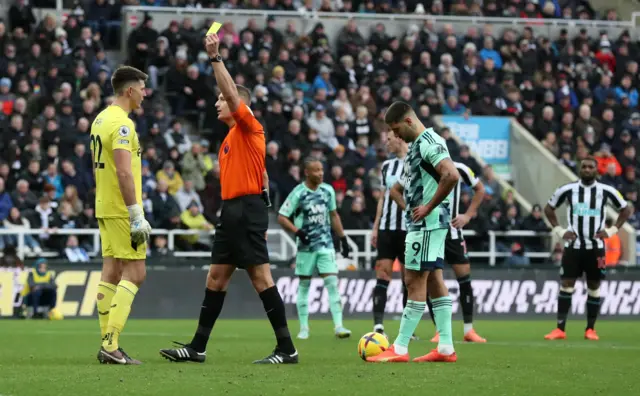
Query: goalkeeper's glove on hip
127 204 152 245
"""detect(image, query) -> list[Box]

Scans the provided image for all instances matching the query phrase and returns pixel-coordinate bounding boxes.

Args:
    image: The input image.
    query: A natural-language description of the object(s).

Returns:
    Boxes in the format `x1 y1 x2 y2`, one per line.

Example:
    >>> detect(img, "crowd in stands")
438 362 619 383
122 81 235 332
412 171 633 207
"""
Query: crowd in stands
0 0 633 263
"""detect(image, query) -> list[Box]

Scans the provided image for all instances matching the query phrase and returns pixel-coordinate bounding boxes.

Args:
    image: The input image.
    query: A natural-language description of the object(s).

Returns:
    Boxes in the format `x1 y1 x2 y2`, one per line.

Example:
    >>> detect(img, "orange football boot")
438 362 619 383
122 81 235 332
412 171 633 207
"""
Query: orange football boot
366 345 409 363
413 349 457 363
430 332 439 343
463 329 487 343
584 329 599 341
544 328 567 340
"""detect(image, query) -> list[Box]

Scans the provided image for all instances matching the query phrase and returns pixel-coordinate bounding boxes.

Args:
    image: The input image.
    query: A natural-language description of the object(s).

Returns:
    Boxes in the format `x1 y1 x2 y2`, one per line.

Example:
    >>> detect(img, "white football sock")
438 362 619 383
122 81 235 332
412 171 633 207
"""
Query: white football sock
393 343 408 355
464 323 473 335
437 344 455 355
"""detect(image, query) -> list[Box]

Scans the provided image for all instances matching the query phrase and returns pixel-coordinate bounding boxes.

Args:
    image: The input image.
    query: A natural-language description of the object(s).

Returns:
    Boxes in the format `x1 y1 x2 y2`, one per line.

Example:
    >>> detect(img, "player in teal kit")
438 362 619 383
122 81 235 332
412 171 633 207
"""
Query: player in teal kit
278 158 352 340
368 101 459 363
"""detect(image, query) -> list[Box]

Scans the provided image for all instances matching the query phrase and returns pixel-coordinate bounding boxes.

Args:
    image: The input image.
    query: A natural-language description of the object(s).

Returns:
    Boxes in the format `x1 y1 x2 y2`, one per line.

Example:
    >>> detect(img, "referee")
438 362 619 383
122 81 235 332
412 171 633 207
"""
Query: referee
160 33 297 365
543 156 632 341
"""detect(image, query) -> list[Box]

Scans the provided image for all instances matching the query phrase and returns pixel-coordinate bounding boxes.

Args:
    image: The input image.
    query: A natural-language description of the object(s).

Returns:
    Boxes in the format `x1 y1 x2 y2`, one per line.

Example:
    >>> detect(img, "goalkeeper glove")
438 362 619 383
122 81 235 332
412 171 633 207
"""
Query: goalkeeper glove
295 229 310 245
127 204 152 245
340 236 351 258
261 188 272 208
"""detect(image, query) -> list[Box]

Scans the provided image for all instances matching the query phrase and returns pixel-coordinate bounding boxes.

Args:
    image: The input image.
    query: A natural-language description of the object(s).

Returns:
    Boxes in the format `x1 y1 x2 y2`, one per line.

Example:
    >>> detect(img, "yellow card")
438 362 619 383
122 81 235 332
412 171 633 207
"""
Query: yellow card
207 22 222 35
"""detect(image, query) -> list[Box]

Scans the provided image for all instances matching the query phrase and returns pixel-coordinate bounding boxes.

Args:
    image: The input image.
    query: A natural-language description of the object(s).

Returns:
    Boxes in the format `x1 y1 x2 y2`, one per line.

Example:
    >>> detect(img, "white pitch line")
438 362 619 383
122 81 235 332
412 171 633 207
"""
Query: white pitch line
12 330 640 350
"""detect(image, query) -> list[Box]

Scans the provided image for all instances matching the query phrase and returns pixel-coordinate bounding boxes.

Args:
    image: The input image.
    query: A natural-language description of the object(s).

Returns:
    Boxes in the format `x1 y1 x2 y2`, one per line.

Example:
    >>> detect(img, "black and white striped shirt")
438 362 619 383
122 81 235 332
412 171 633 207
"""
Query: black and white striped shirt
379 156 406 231
449 162 480 240
548 181 627 249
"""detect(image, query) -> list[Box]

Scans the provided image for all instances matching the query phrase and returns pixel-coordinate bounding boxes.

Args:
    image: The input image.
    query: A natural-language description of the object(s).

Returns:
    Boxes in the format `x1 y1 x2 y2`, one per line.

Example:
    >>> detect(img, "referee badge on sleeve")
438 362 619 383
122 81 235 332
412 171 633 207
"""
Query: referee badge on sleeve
119 126 131 137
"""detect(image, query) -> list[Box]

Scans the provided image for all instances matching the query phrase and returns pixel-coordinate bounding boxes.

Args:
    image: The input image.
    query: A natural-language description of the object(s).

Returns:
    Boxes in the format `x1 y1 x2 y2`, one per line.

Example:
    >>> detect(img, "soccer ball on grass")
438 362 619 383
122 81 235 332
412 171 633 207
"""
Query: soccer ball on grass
357 332 389 361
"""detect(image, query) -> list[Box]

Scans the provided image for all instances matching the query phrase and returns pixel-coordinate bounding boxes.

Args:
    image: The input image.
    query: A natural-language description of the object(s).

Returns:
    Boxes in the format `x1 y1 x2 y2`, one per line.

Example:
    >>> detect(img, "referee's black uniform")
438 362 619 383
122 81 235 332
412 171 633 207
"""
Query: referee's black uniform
376 156 406 263
548 180 627 280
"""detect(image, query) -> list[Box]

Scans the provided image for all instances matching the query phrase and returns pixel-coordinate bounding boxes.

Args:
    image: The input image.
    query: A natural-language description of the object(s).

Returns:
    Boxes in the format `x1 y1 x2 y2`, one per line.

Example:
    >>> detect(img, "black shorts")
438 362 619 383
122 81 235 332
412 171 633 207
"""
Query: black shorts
211 195 269 268
376 230 406 264
444 235 469 265
561 247 606 281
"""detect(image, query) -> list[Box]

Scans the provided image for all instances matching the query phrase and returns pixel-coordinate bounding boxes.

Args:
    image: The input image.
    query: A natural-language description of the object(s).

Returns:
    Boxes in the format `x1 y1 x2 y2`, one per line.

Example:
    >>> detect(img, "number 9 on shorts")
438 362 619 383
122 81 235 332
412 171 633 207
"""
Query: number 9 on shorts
404 229 447 272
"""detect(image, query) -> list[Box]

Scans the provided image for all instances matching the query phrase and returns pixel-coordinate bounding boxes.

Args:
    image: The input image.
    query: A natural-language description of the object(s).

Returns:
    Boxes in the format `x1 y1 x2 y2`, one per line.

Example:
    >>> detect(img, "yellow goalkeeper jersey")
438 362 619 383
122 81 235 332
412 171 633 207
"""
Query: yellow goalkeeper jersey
91 105 142 219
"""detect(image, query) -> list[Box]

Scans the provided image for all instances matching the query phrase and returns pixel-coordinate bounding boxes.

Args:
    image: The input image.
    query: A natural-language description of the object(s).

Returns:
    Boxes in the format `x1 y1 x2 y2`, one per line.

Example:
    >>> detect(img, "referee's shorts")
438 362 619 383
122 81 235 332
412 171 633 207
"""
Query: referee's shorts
211 194 269 268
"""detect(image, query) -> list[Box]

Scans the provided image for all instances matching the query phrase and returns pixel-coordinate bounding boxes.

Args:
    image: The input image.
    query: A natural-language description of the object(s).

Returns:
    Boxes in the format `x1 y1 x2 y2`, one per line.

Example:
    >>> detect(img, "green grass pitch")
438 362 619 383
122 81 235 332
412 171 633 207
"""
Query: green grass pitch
1 319 639 396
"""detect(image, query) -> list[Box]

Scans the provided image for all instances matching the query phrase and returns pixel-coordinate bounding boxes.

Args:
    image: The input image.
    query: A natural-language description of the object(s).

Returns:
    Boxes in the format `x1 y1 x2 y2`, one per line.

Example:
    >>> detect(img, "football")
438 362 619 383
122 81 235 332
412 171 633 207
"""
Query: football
357 332 389 360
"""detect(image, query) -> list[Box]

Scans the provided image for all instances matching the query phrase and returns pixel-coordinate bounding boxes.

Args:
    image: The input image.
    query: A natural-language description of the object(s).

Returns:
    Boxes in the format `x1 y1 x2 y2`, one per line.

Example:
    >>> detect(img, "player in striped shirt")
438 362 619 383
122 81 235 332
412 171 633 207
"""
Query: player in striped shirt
371 133 408 337
544 157 632 341
426 161 487 343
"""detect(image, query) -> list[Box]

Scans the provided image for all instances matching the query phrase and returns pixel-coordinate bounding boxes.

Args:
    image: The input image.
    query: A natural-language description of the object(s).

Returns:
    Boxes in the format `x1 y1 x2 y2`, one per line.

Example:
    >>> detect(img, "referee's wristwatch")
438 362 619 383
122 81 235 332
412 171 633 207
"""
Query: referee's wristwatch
210 54 222 63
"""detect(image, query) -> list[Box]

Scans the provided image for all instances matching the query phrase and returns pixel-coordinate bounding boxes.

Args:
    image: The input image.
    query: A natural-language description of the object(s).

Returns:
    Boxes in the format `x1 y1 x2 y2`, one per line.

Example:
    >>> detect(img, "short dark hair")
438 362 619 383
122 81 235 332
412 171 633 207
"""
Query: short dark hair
384 101 413 124
111 66 148 95
304 157 321 170
581 156 597 166
237 84 251 104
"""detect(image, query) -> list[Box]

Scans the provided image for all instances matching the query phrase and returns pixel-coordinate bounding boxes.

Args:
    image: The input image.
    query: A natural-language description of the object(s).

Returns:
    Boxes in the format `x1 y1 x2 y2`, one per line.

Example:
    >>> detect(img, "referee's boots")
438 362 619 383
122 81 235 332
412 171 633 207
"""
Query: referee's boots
253 347 299 364
159 342 207 363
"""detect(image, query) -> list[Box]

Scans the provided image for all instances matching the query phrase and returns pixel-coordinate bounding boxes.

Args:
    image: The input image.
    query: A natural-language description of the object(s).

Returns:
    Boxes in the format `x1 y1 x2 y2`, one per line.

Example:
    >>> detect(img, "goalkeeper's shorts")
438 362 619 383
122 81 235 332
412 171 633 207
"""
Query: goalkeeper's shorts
98 218 147 260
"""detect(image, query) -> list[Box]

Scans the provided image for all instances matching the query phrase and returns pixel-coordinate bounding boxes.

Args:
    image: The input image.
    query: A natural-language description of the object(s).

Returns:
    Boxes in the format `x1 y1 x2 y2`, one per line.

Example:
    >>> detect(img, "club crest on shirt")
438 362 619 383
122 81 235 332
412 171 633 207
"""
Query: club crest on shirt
223 142 230 154
119 126 130 137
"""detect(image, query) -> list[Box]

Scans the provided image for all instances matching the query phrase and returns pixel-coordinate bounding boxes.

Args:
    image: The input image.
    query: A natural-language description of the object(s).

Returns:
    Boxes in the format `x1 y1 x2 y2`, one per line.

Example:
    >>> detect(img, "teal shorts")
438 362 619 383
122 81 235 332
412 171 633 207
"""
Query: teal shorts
404 229 447 272
295 250 337 276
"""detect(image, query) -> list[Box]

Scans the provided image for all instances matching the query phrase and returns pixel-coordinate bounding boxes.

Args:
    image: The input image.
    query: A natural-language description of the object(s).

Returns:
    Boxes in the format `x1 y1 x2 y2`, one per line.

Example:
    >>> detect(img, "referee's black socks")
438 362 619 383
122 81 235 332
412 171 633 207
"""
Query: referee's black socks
259 286 296 355
190 288 226 353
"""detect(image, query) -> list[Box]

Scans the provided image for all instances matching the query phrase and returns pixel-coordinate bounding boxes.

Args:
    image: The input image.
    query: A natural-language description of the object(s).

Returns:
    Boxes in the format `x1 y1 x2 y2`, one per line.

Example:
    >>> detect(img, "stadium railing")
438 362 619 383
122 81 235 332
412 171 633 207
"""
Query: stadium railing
116 7 636 53
0 228 569 268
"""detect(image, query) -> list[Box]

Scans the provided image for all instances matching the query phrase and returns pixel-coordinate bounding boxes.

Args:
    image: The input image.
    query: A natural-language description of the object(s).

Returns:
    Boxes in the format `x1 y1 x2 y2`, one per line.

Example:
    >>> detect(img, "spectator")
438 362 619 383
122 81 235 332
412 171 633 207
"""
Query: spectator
459 145 482 177
11 179 37 212
180 142 207 192
156 160 184 195
164 119 192 155
603 218 622 267
60 160 92 201
594 144 622 176
61 185 83 216
174 180 203 213
504 242 531 267
20 159 44 195
307 104 337 149
23 258 57 319
150 179 181 229
64 235 90 262
3 207 42 255
0 178 13 222
340 195 368 250
179 200 213 250
600 162 622 187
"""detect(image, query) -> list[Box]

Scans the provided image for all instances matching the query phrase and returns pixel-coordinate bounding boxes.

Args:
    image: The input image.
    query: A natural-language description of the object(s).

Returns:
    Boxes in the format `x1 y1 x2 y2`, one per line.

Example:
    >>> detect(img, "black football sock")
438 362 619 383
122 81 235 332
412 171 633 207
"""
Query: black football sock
426 297 436 325
259 286 296 355
557 290 573 332
402 281 408 309
457 275 474 324
190 289 226 352
586 295 601 330
373 279 389 326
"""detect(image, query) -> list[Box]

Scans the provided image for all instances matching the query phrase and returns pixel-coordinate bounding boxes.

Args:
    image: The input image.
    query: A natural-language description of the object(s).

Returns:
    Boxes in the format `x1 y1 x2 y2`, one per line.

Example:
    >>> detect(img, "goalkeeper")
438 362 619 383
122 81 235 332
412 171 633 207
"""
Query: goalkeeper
91 66 152 365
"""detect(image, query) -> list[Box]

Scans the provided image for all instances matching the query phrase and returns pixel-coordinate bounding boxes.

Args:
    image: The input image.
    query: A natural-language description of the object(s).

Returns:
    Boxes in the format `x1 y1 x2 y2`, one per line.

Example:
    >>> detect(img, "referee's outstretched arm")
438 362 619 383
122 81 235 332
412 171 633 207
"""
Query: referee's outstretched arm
205 33 242 112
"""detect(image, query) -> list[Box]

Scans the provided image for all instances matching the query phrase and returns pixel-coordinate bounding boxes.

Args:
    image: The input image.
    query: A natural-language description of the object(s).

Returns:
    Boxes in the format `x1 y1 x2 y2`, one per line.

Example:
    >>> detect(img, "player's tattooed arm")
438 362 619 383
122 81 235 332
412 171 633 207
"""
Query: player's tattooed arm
389 182 405 210
453 180 485 229
371 190 385 247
